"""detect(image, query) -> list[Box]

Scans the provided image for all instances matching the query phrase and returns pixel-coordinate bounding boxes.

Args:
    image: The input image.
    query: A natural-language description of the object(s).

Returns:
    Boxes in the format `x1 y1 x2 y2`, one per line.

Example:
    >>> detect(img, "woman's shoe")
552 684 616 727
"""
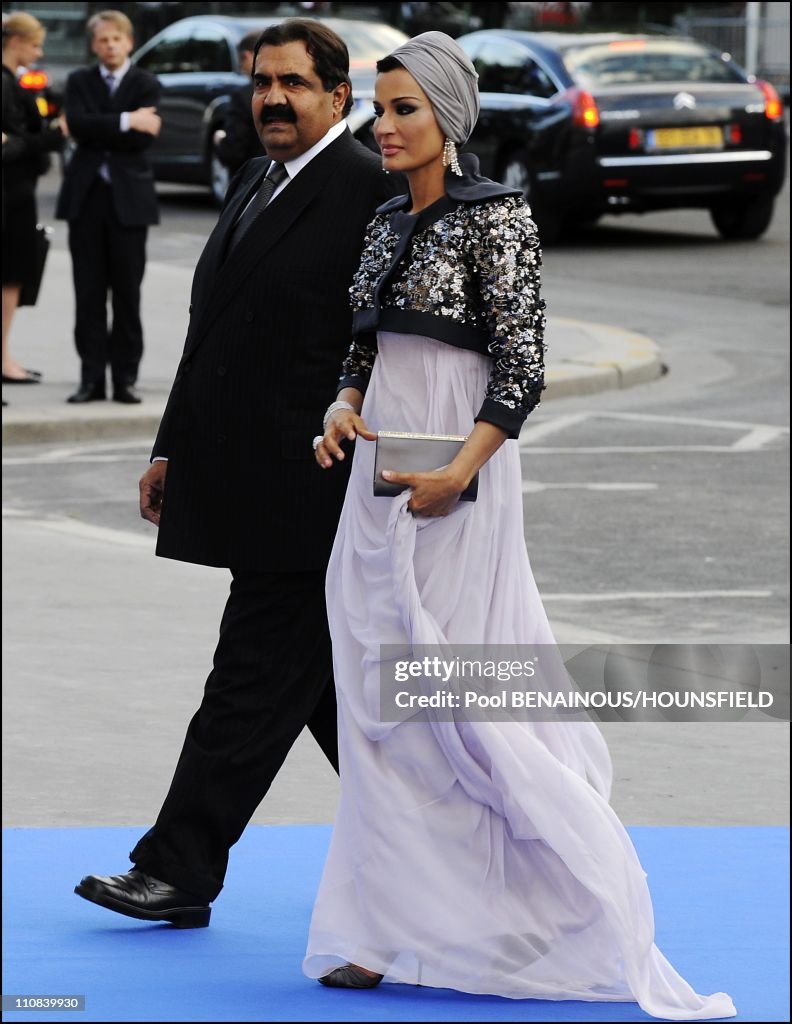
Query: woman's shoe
318 964 383 988
2 370 41 384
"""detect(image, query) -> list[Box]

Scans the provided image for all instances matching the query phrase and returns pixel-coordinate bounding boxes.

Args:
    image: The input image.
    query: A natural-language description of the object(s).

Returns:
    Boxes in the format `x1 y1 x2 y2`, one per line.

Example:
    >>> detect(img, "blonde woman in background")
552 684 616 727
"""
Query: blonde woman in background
2 12 62 394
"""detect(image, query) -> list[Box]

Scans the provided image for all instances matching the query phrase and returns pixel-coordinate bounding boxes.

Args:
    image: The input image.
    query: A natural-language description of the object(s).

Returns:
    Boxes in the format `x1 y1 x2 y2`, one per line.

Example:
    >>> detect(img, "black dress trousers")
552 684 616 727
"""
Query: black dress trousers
67 178 147 390
129 569 338 901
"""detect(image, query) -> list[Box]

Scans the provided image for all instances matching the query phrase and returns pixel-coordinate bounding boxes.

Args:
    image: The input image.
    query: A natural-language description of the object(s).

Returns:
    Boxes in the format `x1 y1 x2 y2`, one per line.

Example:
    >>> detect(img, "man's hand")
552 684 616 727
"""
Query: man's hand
128 106 162 136
139 460 167 526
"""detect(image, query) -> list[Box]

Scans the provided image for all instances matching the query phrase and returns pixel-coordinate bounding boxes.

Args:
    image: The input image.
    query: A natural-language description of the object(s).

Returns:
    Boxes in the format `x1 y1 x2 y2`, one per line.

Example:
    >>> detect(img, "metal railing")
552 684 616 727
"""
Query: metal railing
674 14 790 90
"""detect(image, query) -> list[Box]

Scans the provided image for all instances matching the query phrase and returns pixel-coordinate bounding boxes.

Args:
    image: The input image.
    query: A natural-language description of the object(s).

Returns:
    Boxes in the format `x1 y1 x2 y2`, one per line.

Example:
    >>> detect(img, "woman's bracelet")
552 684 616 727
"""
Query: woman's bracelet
322 400 355 431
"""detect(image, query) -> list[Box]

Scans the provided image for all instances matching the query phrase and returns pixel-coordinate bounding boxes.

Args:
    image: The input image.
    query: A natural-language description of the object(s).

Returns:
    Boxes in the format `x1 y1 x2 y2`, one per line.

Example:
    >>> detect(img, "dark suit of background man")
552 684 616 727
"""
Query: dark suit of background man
56 9 161 405
75 19 399 928
213 30 264 177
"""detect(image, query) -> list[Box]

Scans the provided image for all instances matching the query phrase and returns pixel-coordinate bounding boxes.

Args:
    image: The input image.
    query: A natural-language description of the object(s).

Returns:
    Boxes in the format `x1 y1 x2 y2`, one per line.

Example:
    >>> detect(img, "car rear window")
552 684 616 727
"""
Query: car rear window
341 23 409 69
561 39 745 88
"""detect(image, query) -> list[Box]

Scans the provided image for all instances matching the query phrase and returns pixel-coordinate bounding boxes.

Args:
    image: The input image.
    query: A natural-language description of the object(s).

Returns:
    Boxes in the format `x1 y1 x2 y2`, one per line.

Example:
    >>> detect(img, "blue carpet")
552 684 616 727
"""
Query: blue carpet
2 825 788 1022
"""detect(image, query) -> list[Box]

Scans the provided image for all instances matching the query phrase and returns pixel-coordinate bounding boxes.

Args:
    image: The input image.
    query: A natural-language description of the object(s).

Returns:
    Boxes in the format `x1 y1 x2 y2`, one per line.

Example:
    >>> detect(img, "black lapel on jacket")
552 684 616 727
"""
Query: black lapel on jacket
186 129 358 355
187 157 271 324
90 65 113 111
112 65 141 108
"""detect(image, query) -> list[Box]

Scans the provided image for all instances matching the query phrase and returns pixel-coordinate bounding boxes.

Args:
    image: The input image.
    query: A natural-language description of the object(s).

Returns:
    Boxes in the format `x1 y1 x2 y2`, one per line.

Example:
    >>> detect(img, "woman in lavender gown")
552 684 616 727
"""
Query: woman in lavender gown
305 31 735 1021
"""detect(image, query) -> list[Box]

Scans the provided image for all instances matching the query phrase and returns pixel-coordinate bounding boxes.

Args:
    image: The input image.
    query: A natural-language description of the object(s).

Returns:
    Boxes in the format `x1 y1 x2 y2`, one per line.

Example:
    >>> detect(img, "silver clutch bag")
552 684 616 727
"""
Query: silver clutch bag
373 431 479 501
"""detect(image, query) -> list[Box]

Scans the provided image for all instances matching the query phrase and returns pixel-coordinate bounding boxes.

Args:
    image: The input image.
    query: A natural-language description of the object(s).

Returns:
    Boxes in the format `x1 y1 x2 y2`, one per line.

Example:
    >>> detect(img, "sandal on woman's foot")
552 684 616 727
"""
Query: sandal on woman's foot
318 964 383 988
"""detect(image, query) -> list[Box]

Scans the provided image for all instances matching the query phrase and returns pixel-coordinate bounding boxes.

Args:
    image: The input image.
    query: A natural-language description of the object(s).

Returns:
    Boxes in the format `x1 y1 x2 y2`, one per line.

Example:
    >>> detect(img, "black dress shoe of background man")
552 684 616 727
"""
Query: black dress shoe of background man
113 385 142 404
67 384 106 404
75 869 211 928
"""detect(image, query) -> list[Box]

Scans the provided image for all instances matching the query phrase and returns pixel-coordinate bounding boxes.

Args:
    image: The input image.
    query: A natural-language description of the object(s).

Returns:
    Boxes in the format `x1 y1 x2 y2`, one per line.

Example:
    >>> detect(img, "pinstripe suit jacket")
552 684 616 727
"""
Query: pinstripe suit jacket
152 129 399 571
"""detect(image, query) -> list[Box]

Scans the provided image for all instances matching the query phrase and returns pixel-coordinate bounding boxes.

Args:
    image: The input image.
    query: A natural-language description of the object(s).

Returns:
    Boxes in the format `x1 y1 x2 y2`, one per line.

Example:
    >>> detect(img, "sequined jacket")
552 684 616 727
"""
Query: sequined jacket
339 155 546 438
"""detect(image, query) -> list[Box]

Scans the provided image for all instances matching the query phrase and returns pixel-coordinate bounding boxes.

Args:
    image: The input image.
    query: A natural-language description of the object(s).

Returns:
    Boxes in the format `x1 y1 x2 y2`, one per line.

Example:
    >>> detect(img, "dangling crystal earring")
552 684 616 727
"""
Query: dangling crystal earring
442 138 463 176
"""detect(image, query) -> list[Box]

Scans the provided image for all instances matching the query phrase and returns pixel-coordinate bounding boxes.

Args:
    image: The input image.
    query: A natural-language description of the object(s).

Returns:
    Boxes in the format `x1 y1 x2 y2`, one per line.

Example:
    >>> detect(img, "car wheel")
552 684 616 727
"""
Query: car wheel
710 194 775 241
499 149 561 244
209 148 230 207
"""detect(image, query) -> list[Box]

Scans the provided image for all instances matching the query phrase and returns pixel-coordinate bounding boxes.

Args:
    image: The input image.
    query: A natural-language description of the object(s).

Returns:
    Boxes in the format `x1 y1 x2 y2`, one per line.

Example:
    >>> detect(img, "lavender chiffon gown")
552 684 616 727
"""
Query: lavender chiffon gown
302 331 736 1021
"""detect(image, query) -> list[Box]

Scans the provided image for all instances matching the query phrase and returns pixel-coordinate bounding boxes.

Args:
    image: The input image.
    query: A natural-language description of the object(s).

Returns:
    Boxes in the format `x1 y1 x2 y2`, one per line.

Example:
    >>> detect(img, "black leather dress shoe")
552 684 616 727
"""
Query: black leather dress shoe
113 386 142 404
318 965 383 988
74 869 211 928
67 386 106 404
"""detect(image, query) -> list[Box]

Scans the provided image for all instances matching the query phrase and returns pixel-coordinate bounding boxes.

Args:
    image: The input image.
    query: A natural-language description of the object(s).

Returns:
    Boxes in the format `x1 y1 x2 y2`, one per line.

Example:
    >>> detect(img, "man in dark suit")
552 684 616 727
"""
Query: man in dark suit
56 9 161 405
212 30 263 178
75 20 398 928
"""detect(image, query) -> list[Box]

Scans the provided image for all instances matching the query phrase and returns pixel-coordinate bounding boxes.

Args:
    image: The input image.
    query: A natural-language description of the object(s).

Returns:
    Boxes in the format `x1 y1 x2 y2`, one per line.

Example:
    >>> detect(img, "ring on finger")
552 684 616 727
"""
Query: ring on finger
312 435 324 451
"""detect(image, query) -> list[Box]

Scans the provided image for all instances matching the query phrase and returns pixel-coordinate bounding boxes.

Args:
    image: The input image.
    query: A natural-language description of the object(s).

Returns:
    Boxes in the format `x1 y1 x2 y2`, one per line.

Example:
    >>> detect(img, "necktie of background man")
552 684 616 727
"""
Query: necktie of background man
226 161 287 255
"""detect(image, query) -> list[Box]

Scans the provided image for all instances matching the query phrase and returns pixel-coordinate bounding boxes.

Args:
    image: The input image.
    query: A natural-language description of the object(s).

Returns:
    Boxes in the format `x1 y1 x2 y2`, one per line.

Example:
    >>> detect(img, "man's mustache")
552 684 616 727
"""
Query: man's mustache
260 106 297 125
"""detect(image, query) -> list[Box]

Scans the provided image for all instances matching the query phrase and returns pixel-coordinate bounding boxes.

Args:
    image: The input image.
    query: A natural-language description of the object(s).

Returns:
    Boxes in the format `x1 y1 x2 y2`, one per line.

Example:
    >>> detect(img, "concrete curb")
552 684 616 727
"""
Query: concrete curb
2 318 664 447
544 317 665 400
1 401 167 446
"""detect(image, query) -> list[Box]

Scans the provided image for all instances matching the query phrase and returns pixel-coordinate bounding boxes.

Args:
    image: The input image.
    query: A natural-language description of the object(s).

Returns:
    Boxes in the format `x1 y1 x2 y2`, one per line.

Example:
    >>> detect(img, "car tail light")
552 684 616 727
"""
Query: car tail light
627 127 642 150
19 69 49 90
755 79 783 120
728 123 742 144
566 87 600 128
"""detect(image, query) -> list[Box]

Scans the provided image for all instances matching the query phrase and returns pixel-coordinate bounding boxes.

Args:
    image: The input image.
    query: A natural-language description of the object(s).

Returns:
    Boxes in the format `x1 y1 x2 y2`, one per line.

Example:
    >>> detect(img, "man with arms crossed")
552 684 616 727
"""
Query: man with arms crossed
57 10 161 405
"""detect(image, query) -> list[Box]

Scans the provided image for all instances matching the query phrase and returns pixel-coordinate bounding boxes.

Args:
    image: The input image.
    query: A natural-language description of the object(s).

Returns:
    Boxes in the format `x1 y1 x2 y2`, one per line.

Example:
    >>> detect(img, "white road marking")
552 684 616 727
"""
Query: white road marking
519 445 757 454
2 510 151 548
518 413 590 446
730 426 789 451
1 517 776 609
522 481 658 492
518 411 788 455
2 438 151 464
594 411 790 433
50 438 150 455
3 454 147 465
543 590 773 601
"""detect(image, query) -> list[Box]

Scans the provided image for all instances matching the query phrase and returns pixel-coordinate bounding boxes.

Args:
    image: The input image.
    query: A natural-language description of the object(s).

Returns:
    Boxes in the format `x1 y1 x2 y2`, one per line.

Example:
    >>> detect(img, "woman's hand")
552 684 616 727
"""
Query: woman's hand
383 420 509 516
315 408 376 469
382 467 469 517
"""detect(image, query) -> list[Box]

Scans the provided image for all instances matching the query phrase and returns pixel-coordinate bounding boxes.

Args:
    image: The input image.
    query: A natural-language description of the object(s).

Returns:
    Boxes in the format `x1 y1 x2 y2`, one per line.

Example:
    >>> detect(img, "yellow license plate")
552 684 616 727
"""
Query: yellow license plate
650 126 724 149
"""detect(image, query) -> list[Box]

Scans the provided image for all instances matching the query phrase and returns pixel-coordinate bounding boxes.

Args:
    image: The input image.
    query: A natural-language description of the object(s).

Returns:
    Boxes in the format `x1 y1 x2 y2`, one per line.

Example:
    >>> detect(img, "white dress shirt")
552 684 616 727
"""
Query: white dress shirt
236 118 348 217
98 59 132 182
100 58 132 131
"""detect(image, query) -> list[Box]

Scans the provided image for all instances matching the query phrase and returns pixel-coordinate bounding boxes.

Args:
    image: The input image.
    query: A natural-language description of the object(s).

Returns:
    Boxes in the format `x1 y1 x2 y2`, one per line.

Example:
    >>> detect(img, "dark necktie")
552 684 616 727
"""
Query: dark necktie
226 162 287 255
105 72 116 95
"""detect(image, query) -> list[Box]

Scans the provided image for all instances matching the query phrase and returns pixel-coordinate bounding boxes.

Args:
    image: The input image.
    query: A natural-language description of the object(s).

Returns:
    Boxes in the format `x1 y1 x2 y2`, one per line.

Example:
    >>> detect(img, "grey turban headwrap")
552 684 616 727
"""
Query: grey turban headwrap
386 31 480 145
